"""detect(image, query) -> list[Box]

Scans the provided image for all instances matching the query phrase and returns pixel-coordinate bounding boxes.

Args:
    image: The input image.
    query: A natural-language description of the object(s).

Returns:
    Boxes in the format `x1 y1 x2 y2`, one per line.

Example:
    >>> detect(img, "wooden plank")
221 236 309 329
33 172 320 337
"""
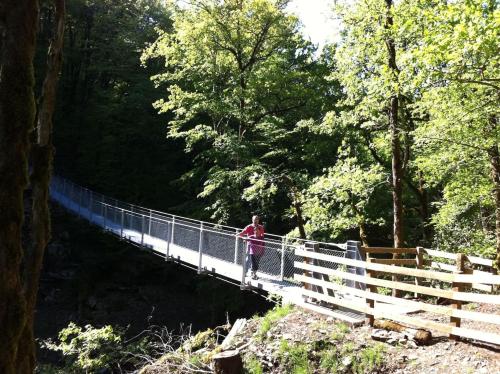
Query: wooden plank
424 260 457 272
296 248 500 285
294 299 364 326
423 248 494 267
465 255 494 267
300 288 500 346
370 258 417 266
361 247 417 254
294 262 500 305
471 283 493 292
294 274 500 325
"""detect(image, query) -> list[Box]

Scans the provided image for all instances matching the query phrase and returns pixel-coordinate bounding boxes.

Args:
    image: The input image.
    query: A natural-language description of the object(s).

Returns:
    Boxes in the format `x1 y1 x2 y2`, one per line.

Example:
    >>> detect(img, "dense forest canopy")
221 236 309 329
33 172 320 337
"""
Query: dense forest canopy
48 0 499 263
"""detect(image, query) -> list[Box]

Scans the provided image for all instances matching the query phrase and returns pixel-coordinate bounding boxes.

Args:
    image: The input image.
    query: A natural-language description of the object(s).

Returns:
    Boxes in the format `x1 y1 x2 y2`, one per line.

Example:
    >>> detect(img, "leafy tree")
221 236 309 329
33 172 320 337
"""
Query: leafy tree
302 147 386 246
403 0 500 263
142 0 327 227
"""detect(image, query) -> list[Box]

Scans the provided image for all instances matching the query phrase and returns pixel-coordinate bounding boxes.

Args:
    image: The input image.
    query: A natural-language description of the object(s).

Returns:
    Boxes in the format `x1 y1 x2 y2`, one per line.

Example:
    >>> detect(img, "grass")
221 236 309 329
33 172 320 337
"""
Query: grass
255 303 293 341
319 346 339 374
278 339 311 374
351 343 385 374
331 322 350 341
244 355 263 374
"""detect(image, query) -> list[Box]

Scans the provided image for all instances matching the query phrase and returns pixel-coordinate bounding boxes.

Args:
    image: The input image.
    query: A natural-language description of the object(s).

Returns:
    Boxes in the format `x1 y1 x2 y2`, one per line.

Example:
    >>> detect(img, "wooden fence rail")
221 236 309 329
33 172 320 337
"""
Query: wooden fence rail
295 245 500 346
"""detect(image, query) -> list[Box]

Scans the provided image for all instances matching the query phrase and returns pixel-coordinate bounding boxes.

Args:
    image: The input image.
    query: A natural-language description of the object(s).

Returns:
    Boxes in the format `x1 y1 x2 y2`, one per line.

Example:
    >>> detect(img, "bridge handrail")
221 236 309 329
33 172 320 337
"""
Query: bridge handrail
51 175 346 250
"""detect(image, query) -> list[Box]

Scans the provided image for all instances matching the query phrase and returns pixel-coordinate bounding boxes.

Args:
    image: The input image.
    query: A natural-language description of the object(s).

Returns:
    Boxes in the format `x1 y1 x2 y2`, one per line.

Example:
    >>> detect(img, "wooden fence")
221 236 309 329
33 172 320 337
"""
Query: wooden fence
295 245 500 346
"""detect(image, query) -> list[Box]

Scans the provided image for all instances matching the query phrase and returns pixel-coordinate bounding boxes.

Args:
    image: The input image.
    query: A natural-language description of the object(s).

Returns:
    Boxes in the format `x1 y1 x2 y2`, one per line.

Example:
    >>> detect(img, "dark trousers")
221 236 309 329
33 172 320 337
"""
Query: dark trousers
247 254 262 272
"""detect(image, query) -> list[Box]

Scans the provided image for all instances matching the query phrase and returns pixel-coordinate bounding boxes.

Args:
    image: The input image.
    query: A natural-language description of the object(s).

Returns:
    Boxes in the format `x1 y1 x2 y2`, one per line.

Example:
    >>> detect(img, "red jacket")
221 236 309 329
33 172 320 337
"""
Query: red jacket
239 224 265 255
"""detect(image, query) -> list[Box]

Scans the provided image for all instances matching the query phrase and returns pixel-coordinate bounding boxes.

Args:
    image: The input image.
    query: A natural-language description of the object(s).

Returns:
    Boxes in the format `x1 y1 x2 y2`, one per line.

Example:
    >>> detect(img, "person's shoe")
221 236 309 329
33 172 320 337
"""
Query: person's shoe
251 272 258 280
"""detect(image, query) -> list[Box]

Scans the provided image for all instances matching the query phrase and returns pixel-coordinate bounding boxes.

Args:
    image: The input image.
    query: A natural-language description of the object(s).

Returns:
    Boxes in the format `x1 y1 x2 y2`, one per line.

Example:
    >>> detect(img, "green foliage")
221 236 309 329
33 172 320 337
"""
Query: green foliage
42 323 123 372
278 339 311 374
319 346 339 373
256 303 293 341
303 149 386 243
403 0 500 257
244 354 264 374
142 0 338 226
351 343 385 374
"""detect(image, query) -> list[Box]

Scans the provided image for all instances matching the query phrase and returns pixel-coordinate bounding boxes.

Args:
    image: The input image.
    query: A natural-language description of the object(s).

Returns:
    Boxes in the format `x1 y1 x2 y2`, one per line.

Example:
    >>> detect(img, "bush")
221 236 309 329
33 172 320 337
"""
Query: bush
39 322 161 373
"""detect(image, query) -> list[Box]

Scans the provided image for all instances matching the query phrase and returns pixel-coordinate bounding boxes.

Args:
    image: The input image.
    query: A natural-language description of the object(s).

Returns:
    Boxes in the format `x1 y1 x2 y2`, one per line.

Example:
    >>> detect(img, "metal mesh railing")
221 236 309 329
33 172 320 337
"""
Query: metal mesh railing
49 175 347 287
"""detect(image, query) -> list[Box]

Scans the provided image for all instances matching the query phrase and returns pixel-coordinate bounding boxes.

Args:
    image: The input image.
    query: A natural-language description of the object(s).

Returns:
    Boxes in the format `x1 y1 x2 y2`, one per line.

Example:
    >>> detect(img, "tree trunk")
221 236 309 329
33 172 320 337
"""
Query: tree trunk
385 0 403 250
0 1 39 373
17 2 65 372
293 198 307 239
385 0 403 297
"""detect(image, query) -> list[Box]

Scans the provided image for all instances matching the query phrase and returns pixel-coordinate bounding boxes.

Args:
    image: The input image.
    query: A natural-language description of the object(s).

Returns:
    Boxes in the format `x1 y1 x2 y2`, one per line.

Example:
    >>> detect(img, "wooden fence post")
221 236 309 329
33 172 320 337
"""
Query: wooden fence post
415 246 424 298
365 256 375 326
450 253 465 340
302 243 312 298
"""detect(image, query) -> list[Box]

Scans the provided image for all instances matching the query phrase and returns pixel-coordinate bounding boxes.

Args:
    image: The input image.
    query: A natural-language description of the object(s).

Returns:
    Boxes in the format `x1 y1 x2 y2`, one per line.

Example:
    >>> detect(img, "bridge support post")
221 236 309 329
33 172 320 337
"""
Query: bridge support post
148 210 152 236
197 222 204 274
120 209 124 238
233 229 239 264
141 214 146 248
346 240 365 290
240 242 248 290
280 237 286 281
166 217 175 261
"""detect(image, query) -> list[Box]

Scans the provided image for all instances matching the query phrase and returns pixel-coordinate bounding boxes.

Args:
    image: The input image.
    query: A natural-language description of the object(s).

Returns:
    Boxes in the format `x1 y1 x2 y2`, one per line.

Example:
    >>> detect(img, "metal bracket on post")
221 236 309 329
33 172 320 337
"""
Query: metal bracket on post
141 214 146 248
233 229 239 264
197 222 204 274
280 237 286 281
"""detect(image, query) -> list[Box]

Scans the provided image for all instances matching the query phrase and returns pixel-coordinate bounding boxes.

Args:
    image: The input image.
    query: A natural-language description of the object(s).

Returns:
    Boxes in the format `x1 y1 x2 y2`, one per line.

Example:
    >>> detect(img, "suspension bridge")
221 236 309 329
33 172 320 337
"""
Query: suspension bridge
49 175 412 324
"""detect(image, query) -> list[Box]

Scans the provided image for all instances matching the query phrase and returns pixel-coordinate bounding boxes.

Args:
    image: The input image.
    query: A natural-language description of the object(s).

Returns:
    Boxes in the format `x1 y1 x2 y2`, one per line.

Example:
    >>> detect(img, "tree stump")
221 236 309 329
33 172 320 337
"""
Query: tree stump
213 350 243 374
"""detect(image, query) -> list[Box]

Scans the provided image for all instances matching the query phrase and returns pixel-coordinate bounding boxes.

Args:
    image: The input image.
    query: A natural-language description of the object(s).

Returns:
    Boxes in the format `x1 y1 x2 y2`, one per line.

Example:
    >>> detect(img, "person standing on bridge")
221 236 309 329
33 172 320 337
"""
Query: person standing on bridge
238 215 265 280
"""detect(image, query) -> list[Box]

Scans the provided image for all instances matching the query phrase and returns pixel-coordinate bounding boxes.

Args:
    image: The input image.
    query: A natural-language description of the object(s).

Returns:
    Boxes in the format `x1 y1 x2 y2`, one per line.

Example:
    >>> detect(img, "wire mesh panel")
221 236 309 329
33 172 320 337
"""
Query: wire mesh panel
201 229 237 263
173 222 200 252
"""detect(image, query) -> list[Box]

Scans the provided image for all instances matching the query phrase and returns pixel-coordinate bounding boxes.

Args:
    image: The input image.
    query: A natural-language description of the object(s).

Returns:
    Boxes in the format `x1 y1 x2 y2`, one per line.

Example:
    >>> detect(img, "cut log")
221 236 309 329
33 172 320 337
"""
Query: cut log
374 319 432 345
213 350 243 374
